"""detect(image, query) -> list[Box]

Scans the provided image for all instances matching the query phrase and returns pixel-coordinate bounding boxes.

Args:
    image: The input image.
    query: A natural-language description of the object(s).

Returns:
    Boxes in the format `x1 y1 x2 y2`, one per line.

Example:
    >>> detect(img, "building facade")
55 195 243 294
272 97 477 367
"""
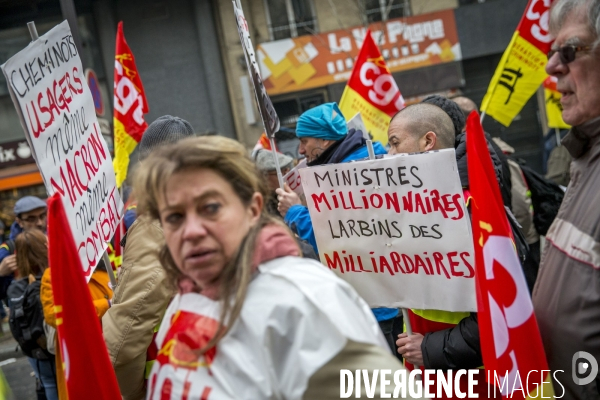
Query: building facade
0 0 546 227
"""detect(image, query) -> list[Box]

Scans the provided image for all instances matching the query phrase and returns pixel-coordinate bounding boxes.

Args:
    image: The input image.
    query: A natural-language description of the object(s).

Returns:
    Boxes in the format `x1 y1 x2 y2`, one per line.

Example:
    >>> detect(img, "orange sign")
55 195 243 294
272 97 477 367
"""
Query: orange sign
257 9 460 96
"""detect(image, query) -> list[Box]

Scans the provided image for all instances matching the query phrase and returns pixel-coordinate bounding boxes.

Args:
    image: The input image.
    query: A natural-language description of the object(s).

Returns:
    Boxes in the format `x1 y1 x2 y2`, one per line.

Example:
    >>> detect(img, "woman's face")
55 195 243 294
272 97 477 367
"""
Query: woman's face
158 168 262 288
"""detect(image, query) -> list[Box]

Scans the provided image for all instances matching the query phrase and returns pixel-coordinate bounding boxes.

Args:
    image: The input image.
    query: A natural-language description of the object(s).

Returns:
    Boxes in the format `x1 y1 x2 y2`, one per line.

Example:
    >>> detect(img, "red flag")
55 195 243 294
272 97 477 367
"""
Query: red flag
113 21 149 187
338 30 405 144
466 112 553 398
48 194 121 399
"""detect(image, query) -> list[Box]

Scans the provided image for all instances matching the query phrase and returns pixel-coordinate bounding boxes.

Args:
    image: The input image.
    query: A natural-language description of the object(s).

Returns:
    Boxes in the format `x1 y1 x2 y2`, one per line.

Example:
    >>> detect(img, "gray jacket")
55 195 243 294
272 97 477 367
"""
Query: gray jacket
533 117 600 400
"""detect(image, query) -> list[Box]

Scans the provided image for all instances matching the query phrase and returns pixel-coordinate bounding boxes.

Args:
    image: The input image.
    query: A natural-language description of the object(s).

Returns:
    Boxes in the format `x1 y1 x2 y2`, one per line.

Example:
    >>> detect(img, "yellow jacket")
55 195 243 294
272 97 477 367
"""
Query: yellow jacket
41 268 113 400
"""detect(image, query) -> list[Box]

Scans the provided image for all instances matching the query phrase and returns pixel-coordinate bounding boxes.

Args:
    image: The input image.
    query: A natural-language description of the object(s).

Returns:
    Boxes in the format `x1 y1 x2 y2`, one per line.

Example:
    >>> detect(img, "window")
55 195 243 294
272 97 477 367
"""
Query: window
362 0 410 23
264 0 317 41
273 91 326 127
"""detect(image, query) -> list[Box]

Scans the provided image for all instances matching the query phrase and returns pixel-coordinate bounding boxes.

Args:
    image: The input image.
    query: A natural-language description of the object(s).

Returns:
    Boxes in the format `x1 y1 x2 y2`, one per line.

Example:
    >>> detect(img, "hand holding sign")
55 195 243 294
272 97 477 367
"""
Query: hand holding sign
276 183 301 217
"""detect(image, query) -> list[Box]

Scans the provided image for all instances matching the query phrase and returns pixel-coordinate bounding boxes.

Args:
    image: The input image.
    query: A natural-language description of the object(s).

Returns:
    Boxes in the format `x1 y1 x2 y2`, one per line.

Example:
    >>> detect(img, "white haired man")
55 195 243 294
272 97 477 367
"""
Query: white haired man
532 0 600 398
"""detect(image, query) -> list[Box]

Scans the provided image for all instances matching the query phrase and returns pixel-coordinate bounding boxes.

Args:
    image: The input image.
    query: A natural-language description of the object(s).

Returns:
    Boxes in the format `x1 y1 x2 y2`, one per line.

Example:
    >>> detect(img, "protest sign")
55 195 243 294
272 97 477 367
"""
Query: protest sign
1 21 123 279
233 1 279 139
346 113 369 140
300 149 476 312
283 159 306 195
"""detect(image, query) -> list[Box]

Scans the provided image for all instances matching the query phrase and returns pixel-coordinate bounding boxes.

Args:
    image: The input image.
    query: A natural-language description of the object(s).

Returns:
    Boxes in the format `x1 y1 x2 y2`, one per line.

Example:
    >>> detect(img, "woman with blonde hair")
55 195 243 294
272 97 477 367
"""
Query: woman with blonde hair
8 229 58 400
135 136 417 399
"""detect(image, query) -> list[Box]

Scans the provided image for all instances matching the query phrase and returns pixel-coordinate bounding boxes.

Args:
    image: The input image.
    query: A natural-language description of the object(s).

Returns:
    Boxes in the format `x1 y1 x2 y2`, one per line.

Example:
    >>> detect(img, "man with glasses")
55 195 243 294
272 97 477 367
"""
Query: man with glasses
0 196 47 335
532 0 600 398
0 196 47 277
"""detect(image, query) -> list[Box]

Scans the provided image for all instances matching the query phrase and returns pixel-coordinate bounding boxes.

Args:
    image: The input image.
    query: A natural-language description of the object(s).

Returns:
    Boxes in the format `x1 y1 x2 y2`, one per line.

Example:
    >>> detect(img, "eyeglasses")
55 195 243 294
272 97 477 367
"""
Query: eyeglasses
22 213 47 224
548 44 592 64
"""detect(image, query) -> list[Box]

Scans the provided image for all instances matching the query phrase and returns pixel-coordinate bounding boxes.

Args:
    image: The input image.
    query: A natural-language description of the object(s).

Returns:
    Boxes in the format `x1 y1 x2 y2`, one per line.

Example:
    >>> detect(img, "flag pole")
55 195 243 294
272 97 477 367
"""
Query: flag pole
27 21 39 41
269 137 285 189
366 140 375 160
480 111 486 124
401 308 413 336
102 252 117 289
555 127 562 147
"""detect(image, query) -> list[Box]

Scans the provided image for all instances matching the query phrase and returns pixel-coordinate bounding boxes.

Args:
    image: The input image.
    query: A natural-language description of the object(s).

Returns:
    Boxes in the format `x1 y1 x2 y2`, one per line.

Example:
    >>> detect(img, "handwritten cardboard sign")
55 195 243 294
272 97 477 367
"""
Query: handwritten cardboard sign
1 21 123 279
300 149 476 312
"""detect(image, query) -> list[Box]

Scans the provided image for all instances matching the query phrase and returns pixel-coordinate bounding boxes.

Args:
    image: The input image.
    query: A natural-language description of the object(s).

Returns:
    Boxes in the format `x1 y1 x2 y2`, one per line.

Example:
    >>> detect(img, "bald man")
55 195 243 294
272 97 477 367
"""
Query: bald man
387 103 491 395
387 103 455 155
452 96 478 118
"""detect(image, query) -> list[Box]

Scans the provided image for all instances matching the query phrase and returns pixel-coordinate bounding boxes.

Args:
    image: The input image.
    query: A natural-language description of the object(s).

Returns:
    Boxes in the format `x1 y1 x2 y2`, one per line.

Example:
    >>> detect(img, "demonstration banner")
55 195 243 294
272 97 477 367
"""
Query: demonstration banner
480 0 553 126
1 21 123 278
300 149 476 312
466 112 552 398
543 76 570 129
339 30 405 145
113 21 149 188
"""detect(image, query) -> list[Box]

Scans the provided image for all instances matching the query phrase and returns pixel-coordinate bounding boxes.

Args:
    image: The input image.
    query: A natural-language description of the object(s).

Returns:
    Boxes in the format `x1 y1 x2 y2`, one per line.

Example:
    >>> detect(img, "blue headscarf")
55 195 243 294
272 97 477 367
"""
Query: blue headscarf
296 102 348 141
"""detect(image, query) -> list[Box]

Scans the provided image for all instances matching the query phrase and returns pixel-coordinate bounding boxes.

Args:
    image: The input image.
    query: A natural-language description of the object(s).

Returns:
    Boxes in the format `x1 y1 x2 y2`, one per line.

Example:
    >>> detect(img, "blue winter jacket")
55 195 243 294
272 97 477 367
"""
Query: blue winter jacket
0 222 24 299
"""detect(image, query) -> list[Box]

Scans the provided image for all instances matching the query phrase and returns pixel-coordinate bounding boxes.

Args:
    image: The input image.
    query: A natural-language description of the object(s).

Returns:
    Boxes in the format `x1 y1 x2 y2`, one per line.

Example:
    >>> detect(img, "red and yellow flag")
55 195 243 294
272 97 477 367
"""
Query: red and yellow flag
481 0 553 126
543 76 570 129
339 30 405 145
113 21 148 188
466 112 553 399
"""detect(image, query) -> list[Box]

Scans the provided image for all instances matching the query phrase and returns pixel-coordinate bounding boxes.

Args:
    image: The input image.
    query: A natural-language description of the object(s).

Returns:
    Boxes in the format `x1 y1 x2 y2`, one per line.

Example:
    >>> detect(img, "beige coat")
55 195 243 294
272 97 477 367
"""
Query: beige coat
102 216 175 400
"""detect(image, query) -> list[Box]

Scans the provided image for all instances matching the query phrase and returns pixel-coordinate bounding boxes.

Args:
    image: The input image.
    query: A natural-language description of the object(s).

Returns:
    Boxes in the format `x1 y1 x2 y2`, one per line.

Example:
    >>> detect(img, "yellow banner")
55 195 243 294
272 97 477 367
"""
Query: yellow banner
481 32 548 127
113 118 140 188
339 86 392 145
545 89 570 129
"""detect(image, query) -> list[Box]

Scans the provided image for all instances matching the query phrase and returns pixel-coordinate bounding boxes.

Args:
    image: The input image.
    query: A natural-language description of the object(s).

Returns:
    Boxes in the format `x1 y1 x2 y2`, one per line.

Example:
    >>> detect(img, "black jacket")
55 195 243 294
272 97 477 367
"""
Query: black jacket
422 313 482 369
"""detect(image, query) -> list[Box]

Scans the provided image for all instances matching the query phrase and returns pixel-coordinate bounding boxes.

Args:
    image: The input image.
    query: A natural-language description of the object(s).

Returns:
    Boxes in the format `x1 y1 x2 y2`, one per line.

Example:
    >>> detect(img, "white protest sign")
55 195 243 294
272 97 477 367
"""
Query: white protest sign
283 159 307 195
1 21 123 279
300 149 476 312
347 112 369 140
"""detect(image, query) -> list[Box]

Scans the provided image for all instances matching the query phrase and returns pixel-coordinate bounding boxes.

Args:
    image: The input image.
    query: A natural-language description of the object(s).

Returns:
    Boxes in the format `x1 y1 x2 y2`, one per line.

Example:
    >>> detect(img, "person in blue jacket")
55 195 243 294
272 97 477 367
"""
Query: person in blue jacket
275 103 402 359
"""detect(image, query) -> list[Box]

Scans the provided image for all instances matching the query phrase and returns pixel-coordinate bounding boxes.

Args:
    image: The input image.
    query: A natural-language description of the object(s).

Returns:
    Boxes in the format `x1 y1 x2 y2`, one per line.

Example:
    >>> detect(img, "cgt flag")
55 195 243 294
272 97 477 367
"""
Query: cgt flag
339 30 405 145
480 0 553 126
47 193 121 399
113 21 149 188
466 112 553 398
543 76 570 129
